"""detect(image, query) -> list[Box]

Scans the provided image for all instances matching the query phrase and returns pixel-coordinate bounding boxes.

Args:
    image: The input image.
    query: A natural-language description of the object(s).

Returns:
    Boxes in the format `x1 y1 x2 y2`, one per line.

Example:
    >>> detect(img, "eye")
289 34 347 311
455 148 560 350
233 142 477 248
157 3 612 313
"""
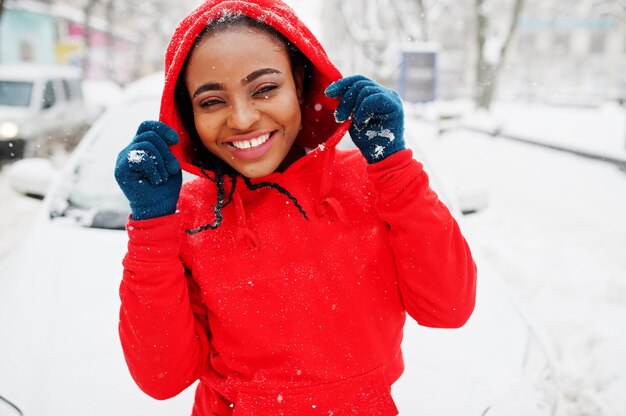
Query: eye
253 84 278 97
198 97 224 108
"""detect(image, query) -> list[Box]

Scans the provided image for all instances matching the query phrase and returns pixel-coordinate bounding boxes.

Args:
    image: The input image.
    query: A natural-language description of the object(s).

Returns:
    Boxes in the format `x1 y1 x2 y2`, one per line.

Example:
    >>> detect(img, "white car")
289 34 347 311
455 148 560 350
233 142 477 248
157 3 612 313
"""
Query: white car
0 72 559 415
0 64 91 160
81 78 123 125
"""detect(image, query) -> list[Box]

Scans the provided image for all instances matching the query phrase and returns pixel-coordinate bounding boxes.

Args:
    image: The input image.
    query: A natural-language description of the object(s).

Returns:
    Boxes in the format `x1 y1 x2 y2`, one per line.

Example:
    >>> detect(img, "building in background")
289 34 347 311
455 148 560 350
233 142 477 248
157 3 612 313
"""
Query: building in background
501 4 626 105
0 0 138 83
4 0 625 105
0 2 58 65
320 0 626 107
0 0 192 84
53 4 137 82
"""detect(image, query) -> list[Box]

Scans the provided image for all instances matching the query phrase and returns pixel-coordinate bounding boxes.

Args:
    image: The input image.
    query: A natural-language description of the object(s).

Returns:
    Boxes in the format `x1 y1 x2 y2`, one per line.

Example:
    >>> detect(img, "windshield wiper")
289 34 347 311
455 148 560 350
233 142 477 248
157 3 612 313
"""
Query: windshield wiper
50 198 127 230
0 394 23 416
90 210 128 230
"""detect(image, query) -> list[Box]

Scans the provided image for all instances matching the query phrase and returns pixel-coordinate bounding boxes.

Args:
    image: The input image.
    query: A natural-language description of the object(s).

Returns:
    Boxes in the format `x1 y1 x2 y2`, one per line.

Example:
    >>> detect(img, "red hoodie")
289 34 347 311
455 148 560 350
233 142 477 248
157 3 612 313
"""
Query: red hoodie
119 1 477 415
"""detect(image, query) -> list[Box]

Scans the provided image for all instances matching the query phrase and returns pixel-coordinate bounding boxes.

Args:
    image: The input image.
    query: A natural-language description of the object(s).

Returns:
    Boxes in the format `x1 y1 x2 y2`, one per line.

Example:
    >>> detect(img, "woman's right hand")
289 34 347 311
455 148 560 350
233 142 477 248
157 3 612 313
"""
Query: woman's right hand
114 120 182 220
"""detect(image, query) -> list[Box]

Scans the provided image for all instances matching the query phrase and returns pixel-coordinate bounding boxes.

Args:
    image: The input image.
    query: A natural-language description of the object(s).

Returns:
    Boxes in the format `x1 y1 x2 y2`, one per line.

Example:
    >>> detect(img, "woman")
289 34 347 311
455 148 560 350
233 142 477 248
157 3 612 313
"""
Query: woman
114 0 477 414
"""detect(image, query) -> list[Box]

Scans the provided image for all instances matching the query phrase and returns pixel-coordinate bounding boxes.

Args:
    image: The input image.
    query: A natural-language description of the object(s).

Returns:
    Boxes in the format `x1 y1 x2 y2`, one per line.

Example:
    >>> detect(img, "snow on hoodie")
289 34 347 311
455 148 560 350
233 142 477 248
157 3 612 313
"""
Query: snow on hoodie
118 1 477 415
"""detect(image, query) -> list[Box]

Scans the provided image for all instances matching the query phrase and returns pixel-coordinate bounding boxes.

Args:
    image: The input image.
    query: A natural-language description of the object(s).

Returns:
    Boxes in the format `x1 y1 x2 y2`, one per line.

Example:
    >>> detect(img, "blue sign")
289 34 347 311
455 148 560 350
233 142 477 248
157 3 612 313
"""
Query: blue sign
398 49 437 103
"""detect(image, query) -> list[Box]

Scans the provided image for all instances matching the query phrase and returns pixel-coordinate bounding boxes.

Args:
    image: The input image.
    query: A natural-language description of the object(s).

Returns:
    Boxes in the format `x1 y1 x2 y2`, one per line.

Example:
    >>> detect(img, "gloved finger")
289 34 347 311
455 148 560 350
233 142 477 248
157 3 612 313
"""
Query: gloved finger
135 120 179 145
353 92 402 129
324 75 371 99
126 142 167 185
134 130 181 175
334 80 378 122
348 85 386 127
115 147 134 183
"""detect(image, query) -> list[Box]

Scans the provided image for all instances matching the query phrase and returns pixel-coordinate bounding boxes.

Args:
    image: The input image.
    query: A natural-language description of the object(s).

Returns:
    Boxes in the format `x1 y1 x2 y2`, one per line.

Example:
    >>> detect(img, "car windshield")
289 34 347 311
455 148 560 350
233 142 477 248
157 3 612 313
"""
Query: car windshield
0 81 33 107
54 96 159 229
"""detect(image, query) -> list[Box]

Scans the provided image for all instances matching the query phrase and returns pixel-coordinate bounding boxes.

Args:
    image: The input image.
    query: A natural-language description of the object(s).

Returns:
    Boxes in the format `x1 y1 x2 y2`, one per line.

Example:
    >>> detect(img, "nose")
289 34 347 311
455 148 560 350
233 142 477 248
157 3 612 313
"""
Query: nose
227 98 261 131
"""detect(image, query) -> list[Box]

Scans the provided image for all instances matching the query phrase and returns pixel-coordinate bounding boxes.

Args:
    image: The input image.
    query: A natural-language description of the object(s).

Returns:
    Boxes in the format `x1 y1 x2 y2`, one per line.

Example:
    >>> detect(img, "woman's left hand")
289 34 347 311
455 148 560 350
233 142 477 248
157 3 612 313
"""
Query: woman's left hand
325 75 405 163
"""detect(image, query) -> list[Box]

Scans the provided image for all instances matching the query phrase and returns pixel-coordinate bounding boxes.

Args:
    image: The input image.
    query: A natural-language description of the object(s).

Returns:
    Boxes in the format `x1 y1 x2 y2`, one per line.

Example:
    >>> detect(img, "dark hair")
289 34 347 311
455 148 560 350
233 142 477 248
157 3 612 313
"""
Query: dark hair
175 14 311 234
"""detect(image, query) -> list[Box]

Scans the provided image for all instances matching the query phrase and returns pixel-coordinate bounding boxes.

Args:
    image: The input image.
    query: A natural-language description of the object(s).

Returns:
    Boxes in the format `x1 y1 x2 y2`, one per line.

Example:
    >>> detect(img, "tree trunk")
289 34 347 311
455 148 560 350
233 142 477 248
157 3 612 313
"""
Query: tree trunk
415 0 429 41
474 0 489 108
0 0 5 55
105 0 115 80
82 0 98 77
474 0 525 110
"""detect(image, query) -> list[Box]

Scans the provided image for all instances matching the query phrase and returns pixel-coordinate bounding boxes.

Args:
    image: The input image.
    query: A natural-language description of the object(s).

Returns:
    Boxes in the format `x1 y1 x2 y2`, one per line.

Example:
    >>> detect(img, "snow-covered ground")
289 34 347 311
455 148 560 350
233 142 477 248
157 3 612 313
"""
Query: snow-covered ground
406 102 626 416
0 163 42 259
1 101 625 415
420 99 626 164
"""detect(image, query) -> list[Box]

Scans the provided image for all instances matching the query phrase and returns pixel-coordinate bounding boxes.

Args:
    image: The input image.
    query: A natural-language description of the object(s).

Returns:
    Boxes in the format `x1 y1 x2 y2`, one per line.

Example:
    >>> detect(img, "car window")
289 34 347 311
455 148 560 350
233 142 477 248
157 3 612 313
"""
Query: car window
62 78 83 102
0 81 33 107
62 79 72 101
65 96 160 217
53 79 68 104
42 80 56 109
67 79 83 101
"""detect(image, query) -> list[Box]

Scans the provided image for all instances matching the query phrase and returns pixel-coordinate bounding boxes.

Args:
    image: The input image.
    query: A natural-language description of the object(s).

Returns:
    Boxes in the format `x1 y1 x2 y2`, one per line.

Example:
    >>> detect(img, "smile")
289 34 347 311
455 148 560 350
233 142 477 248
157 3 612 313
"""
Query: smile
230 133 271 150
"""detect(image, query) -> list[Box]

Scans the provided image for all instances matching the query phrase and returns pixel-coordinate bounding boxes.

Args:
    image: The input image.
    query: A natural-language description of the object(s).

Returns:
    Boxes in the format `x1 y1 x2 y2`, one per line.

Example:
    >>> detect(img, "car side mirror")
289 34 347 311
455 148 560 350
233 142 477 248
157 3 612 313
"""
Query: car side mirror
7 158 58 199
42 99 54 110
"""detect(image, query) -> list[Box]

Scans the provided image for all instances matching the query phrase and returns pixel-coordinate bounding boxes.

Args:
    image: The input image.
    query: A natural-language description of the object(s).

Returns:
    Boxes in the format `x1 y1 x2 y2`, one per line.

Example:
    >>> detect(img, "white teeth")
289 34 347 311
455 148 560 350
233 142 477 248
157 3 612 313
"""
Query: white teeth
231 133 271 150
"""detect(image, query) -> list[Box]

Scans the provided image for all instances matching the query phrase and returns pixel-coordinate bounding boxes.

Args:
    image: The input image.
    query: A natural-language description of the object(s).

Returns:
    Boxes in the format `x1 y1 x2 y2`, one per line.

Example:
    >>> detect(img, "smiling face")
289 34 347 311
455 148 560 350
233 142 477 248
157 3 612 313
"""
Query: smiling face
184 26 305 178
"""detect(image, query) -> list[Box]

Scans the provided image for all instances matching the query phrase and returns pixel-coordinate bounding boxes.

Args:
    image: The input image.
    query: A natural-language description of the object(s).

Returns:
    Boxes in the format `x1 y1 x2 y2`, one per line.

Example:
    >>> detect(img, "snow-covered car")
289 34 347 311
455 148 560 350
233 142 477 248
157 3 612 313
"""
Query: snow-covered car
0 64 91 160
0 72 559 415
81 78 123 124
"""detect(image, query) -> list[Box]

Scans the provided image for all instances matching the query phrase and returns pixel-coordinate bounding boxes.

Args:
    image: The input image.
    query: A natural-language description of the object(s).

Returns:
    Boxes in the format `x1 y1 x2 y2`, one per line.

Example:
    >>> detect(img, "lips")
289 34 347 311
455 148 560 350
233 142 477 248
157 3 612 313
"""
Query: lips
226 131 276 160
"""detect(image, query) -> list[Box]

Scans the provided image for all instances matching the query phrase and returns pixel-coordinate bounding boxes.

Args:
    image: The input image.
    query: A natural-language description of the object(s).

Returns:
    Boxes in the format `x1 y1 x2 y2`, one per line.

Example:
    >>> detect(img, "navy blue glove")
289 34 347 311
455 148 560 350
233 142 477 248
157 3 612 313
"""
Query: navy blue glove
114 120 182 220
325 75 405 163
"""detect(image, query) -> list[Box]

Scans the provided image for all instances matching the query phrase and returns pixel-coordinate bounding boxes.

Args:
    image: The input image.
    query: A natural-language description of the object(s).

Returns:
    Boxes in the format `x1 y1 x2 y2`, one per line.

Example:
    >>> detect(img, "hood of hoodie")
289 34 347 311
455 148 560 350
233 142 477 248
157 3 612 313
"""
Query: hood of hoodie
159 0 350 178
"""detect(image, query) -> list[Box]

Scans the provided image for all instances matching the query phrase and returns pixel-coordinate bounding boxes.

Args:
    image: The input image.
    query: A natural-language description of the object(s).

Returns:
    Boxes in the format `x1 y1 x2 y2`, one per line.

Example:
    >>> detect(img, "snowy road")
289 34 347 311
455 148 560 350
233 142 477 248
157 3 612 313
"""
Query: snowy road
1 117 626 415
407 118 626 416
0 163 42 259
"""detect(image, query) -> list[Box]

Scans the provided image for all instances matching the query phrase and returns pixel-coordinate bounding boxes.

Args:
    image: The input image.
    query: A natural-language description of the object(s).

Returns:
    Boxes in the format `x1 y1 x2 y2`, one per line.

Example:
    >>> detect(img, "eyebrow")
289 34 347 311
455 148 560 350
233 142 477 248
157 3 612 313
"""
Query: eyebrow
192 82 224 98
242 68 282 84
192 68 282 99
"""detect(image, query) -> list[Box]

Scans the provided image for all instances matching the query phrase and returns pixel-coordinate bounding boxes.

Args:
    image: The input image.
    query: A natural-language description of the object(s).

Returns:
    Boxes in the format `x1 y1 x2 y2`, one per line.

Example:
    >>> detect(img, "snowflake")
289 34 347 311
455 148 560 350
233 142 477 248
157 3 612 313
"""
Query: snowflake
365 128 395 141
373 145 385 159
127 149 146 163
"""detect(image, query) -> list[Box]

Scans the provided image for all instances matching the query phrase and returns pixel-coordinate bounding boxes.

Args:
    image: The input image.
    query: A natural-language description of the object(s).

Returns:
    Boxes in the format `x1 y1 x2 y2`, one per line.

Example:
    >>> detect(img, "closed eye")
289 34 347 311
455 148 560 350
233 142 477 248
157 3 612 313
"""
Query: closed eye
253 84 278 97
199 98 224 108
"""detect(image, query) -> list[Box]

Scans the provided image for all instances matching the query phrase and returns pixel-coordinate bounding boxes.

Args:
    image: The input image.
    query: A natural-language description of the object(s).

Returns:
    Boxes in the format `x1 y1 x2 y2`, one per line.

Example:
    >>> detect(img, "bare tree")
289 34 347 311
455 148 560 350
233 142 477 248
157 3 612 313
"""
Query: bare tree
321 0 439 83
81 0 99 76
117 0 194 79
589 0 626 21
415 0 430 41
81 0 117 79
78 0 191 81
104 0 115 79
389 0 428 41
474 0 525 109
